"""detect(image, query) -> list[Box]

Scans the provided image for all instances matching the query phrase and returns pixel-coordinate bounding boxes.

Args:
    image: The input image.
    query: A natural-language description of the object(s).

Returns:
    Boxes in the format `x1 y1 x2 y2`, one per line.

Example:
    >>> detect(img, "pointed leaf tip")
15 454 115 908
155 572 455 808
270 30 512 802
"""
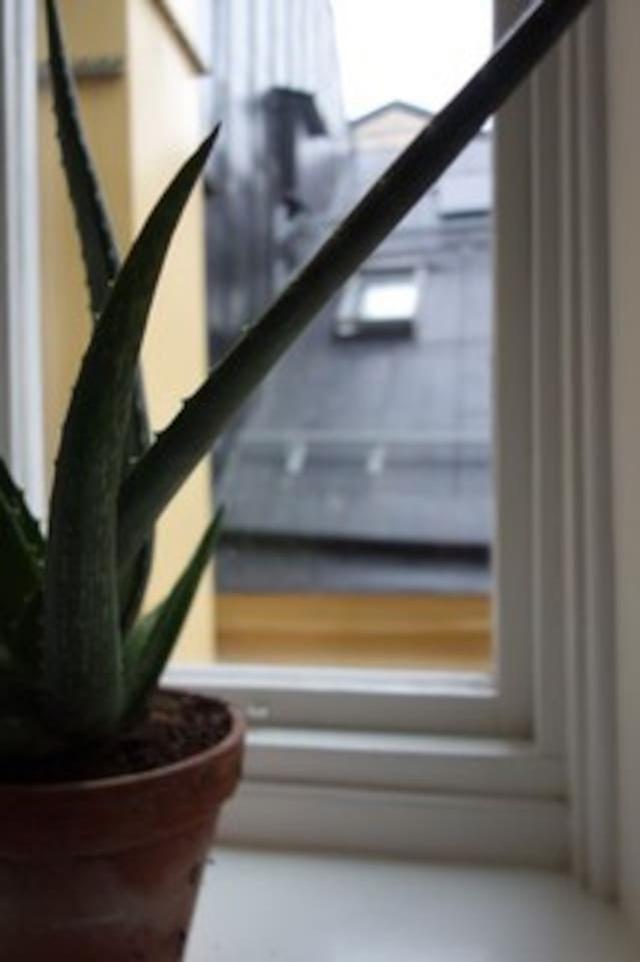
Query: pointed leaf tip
46 0 158 633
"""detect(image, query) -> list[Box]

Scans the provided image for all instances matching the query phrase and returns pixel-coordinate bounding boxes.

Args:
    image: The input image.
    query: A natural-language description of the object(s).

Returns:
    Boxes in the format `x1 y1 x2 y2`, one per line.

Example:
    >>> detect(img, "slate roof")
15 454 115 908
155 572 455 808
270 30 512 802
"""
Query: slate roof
215 102 494 591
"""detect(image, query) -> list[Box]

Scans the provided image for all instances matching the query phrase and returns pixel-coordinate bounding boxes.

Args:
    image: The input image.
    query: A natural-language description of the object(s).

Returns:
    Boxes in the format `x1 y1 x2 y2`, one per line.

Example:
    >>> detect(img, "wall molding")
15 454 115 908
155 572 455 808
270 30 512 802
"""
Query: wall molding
219 781 569 869
167 663 568 865
560 0 617 898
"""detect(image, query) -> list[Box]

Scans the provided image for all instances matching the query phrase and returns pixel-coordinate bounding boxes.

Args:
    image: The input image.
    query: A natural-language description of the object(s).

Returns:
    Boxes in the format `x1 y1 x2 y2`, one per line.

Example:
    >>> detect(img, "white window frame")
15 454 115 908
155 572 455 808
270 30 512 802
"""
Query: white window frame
170 0 615 886
173 1 543 741
0 0 45 518
8 0 614 890
193 1 535 748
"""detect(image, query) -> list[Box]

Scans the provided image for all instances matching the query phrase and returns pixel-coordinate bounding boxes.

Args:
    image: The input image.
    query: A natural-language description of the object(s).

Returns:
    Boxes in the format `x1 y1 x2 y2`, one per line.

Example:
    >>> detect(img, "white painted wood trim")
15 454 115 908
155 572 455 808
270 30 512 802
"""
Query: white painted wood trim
243 729 565 799
561 1 617 898
169 664 568 865
530 42 568 759
219 782 569 869
168 658 569 868
493 0 536 739
166 663 507 736
493 0 615 891
166 665 566 785
0 0 45 519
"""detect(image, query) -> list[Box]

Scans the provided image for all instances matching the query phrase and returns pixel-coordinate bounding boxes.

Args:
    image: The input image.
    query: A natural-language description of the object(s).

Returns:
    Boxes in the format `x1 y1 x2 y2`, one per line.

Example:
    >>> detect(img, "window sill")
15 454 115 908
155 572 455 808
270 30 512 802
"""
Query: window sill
188 849 638 962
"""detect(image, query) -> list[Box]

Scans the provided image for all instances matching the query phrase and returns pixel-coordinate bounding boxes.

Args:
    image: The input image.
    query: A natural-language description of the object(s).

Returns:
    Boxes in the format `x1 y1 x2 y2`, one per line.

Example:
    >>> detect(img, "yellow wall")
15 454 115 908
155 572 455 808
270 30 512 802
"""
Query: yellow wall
39 0 215 659
39 2 131 474
126 0 214 658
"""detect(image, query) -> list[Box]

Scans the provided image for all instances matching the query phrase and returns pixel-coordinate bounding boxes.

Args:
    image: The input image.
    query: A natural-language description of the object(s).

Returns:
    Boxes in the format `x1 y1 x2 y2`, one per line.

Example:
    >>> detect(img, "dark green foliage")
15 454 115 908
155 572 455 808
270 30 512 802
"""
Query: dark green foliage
0 461 43 666
45 0 153 633
42 130 217 739
0 0 590 760
44 0 119 316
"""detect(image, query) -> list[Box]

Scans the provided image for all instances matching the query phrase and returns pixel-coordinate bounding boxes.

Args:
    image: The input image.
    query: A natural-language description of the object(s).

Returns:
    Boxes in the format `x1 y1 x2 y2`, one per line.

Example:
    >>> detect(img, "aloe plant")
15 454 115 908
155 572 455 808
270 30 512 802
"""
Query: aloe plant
0 0 589 758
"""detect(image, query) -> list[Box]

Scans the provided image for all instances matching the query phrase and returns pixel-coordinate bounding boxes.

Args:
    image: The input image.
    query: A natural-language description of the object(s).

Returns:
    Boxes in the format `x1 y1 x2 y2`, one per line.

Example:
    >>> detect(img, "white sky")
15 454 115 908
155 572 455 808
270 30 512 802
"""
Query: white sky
330 1 494 120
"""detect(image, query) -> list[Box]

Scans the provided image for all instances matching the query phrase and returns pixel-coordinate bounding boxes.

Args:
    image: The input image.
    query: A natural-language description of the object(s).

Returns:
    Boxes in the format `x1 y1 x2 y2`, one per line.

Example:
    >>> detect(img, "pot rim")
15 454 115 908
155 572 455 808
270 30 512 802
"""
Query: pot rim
0 690 245 796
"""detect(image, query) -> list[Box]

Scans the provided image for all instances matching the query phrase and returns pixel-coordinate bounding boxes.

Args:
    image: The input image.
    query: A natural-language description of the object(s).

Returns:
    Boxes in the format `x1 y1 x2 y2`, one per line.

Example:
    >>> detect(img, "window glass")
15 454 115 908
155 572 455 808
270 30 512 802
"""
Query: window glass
358 271 418 322
207 0 495 671
335 268 419 337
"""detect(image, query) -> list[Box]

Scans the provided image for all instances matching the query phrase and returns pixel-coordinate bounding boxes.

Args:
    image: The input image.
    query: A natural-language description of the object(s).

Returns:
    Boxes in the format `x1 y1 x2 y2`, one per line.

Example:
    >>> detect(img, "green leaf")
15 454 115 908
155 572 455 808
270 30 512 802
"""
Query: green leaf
44 0 119 317
0 460 44 658
0 460 44 557
10 592 44 675
42 130 218 740
118 538 154 634
116 0 592 569
45 0 154 631
123 508 224 723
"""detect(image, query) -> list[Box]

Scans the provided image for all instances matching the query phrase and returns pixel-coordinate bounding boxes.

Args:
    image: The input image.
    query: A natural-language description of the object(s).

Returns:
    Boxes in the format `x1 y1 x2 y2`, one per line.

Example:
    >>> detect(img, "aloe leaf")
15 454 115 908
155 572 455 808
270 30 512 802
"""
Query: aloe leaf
0 460 44 555
118 544 154 634
0 460 44 659
45 0 154 630
123 509 224 723
116 0 591 568
44 0 119 315
42 130 218 739
10 591 44 675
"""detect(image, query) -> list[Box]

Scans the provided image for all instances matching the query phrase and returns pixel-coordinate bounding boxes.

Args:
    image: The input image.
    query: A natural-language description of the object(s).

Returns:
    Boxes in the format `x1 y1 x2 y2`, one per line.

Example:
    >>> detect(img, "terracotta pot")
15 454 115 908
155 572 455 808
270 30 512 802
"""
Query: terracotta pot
0 695 245 962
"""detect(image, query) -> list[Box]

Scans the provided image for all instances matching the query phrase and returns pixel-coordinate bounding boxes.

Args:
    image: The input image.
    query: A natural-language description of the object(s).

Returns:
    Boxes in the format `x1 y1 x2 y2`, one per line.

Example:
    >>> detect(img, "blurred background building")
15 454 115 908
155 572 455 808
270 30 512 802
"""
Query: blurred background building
204 0 348 363
205 0 493 595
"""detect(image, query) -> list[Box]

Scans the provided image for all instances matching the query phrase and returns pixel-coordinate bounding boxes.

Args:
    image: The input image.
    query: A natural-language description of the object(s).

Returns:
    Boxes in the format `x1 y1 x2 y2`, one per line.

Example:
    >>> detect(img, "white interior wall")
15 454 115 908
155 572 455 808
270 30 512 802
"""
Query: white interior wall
607 0 640 936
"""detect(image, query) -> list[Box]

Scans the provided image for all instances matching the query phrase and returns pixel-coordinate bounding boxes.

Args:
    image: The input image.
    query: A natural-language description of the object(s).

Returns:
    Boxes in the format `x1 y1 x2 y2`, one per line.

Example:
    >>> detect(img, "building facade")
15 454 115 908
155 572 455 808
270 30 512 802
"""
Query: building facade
212 97 493 592
205 0 348 361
